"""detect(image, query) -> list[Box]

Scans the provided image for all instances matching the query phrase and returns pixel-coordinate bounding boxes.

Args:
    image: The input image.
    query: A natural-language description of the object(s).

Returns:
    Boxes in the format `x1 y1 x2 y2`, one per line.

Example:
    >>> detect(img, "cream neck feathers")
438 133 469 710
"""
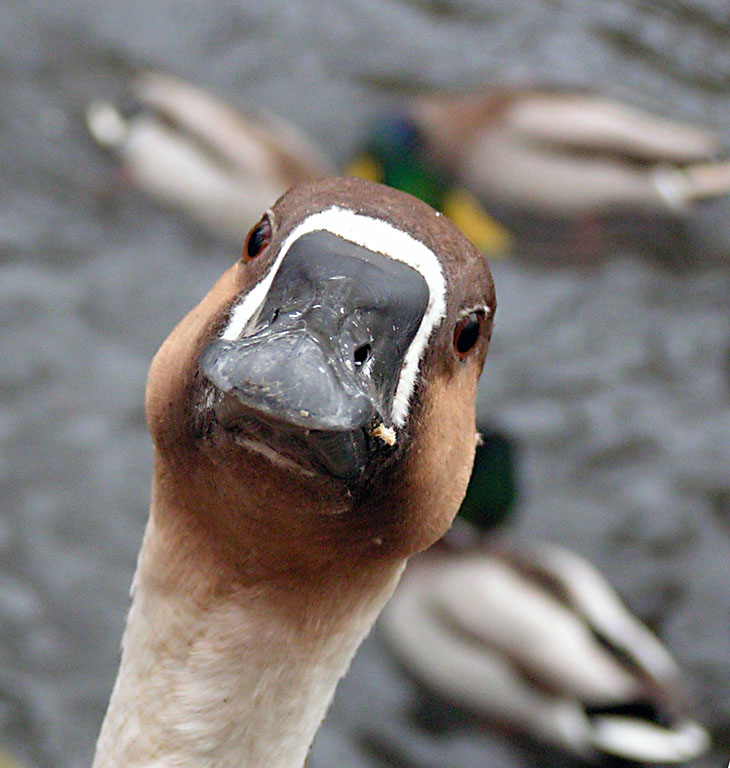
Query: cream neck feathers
92 514 404 768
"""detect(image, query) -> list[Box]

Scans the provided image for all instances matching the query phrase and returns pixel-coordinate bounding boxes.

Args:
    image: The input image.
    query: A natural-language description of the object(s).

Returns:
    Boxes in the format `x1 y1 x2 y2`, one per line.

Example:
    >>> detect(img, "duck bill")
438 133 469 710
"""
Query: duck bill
199 229 430 480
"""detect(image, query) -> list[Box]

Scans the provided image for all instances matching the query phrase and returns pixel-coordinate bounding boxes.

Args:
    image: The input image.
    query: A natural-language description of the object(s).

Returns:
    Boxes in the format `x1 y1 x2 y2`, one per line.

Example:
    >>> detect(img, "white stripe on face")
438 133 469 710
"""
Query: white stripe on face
222 206 447 428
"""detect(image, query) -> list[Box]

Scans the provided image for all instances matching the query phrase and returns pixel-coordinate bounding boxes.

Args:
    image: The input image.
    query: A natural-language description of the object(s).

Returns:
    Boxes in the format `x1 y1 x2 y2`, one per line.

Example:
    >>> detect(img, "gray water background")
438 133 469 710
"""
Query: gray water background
2 1 730 766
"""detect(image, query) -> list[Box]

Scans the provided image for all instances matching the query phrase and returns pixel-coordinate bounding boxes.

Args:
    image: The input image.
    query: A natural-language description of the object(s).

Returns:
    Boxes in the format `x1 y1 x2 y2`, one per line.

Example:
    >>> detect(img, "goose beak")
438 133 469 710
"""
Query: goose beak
200 229 430 480
200 324 377 479
200 335 377 433
200 333 377 480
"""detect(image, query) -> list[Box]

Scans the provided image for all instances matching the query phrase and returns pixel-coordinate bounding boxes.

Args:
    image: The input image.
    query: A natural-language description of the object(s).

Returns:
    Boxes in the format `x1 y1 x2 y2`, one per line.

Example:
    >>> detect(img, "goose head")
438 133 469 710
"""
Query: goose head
92 177 494 768
144 176 496 578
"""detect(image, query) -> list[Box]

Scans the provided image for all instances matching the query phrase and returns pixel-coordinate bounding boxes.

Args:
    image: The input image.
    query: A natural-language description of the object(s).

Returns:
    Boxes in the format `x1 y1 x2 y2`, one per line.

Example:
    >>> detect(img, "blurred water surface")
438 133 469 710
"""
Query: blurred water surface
1 1 730 767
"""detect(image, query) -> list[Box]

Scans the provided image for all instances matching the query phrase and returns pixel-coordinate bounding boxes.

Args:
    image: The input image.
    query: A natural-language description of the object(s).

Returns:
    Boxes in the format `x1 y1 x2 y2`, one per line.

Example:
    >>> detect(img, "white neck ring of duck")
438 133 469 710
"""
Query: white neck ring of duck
222 205 447 428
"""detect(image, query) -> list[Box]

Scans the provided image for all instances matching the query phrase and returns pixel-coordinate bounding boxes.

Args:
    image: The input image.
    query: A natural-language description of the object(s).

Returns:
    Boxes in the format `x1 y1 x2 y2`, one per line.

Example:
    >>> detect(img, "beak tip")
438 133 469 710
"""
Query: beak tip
199 341 232 391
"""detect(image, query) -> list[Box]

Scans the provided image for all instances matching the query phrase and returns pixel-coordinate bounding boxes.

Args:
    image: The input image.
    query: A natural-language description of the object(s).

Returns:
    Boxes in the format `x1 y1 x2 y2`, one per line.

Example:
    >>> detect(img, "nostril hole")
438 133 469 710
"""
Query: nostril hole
354 343 372 368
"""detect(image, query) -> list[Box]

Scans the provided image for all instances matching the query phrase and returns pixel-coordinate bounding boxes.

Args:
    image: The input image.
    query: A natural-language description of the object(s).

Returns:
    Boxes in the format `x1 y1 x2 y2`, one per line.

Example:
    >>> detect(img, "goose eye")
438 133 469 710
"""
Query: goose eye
243 214 272 262
453 310 485 359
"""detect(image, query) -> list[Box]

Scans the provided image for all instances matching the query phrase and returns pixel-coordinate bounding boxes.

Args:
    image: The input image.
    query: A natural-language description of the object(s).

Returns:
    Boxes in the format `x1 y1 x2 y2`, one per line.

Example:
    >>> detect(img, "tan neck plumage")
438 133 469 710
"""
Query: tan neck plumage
92 488 405 768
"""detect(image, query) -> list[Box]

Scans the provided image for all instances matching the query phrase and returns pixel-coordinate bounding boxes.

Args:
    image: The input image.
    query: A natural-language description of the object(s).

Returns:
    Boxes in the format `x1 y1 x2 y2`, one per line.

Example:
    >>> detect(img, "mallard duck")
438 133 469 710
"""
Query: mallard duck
352 87 730 216
86 71 335 243
91 177 496 767
349 86 730 258
380 533 710 764
378 422 708 763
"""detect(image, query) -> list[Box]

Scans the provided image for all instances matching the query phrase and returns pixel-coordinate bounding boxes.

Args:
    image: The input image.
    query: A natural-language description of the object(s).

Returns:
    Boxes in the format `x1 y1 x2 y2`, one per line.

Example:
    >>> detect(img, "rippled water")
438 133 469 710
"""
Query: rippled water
2 1 730 767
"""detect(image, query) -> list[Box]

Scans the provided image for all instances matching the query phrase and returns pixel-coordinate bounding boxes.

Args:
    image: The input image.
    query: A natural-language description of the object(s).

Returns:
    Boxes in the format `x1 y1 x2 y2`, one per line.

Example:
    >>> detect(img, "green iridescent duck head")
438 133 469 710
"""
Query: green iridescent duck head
347 114 448 209
348 114 512 256
458 427 518 532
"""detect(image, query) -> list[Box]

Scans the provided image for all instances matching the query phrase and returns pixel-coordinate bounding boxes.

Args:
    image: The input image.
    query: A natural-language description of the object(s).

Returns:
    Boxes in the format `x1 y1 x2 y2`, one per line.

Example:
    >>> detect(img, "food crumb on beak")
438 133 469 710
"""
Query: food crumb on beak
475 431 484 447
372 423 397 447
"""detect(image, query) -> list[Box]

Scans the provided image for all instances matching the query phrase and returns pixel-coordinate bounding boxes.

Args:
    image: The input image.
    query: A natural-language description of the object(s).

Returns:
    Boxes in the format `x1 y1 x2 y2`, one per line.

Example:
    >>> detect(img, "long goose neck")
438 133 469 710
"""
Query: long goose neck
92 478 406 768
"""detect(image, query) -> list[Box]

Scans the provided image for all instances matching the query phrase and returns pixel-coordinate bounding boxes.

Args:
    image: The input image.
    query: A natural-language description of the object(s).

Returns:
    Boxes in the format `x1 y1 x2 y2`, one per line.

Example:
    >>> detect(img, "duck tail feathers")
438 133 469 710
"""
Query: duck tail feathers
653 161 730 209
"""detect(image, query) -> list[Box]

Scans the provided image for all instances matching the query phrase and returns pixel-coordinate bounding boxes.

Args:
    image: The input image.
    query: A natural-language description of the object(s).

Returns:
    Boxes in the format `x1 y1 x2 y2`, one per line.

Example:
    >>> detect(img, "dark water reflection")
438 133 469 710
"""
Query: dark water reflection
1 1 730 767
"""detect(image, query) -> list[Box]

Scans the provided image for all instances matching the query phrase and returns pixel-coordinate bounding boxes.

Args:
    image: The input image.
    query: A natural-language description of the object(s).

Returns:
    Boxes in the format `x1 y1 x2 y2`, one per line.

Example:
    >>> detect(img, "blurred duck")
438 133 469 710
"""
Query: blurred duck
379 429 709 763
351 86 730 218
349 87 730 258
381 531 710 764
86 72 335 242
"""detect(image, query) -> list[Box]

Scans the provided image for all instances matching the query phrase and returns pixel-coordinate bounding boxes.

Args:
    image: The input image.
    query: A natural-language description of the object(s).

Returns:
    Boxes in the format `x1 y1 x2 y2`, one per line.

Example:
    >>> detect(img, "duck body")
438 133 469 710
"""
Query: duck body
92 177 495 767
407 86 728 217
87 72 335 243
352 86 730 259
381 538 709 764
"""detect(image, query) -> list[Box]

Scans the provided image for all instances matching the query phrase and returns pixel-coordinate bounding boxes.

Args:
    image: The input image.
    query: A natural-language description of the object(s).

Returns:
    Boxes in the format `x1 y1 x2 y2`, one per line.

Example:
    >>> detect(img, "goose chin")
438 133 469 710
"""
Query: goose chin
212 391 372 481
